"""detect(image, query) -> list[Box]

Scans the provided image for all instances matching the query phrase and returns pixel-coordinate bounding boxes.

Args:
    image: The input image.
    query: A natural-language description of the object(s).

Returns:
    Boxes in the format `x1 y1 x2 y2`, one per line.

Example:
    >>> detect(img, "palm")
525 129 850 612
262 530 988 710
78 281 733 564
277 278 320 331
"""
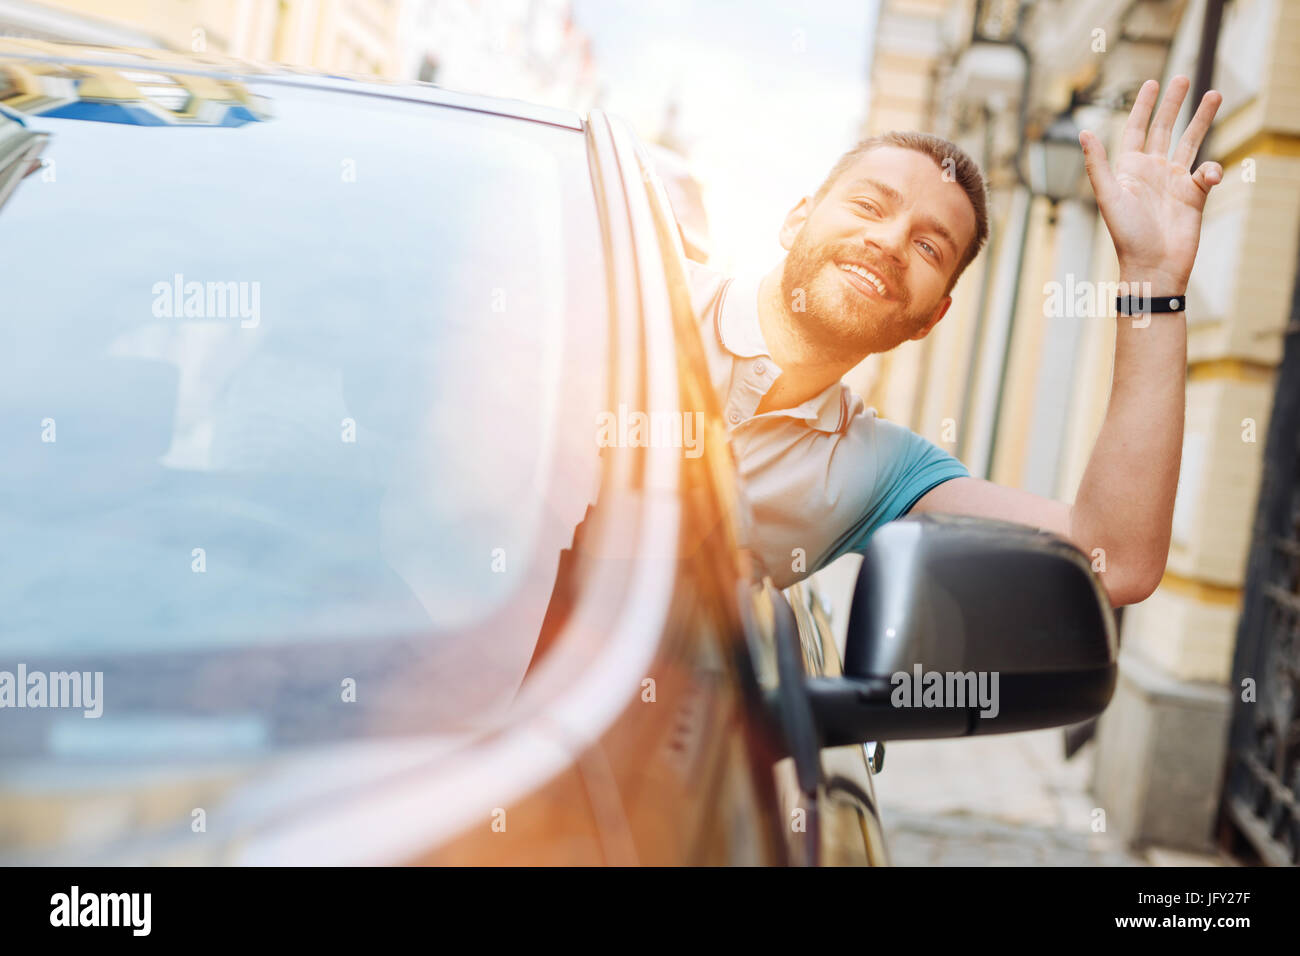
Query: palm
1080 77 1223 289
1105 152 1205 269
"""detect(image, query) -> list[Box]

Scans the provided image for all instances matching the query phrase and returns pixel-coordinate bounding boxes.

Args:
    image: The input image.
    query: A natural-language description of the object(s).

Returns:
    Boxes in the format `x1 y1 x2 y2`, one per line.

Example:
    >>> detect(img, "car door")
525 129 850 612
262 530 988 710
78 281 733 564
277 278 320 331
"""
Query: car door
786 579 890 865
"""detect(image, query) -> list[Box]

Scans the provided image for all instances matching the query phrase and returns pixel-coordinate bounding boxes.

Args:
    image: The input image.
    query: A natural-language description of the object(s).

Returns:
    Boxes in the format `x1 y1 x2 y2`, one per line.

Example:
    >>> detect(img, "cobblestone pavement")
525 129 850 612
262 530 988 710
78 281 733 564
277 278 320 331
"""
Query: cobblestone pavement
881 808 1142 866
872 731 1231 866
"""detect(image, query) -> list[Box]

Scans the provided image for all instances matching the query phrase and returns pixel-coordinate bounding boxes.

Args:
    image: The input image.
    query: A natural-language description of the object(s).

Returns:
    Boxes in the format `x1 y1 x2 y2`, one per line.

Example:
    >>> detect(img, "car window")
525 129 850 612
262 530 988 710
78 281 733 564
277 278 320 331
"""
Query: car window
0 73 609 758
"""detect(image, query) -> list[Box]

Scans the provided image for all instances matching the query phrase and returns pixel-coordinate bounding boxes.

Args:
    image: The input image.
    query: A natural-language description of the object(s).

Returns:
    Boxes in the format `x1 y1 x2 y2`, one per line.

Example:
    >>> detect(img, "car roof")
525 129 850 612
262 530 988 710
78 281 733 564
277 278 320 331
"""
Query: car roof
0 37 585 131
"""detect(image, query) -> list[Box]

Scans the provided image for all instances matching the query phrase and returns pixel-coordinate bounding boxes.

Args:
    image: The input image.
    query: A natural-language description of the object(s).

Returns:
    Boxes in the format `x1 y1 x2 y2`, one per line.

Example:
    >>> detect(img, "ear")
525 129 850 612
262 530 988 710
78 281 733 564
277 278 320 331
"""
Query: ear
778 196 813 250
909 296 951 341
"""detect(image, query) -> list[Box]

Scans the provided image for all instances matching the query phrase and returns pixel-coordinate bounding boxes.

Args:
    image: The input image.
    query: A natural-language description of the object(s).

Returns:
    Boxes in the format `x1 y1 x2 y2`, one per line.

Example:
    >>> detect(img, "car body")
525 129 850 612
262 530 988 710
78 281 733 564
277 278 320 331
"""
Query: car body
0 38 888 866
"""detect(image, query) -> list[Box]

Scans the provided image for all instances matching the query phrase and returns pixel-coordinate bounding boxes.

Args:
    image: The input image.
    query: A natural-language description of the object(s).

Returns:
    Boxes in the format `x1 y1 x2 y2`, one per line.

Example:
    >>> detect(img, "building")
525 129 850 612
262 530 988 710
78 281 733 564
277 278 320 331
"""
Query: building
0 1 598 105
863 0 1300 857
399 0 598 111
0 0 405 77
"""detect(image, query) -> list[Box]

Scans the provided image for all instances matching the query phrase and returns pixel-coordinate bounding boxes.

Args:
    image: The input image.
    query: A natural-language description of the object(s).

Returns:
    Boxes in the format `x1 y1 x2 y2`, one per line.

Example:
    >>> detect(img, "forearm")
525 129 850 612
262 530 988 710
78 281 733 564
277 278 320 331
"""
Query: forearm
1069 270 1188 605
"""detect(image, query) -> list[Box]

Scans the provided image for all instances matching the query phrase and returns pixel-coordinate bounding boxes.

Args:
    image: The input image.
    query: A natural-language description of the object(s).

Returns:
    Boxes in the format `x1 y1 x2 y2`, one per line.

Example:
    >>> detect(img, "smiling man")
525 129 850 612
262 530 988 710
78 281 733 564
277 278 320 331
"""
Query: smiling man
687 77 1223 606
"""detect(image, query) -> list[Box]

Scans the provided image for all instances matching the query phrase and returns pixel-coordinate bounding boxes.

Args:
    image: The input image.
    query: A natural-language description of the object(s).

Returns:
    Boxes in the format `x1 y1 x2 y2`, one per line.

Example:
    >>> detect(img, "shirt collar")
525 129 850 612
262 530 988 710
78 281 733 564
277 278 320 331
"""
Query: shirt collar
715 270 848 434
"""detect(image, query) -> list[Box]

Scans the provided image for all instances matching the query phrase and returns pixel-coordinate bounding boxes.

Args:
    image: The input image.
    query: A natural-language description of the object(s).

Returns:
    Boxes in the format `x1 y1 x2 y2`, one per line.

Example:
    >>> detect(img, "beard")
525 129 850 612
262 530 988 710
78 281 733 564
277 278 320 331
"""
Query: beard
779 229 930 358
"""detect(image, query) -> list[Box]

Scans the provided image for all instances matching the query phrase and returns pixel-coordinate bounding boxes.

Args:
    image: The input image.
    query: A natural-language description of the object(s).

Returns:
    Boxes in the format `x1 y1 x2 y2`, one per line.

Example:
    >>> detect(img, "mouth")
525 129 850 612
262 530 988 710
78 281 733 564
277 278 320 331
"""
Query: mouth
834 260 892 300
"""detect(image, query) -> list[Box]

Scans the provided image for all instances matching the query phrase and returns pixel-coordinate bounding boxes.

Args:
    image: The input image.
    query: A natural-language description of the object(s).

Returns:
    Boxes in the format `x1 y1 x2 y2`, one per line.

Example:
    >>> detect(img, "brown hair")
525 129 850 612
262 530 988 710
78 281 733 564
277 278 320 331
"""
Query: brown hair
811 131 990 296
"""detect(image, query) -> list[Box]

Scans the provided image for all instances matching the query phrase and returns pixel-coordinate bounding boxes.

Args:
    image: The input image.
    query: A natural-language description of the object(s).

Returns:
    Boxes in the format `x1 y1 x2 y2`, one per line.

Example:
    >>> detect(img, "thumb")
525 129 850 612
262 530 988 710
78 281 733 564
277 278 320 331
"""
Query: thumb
1079 130 1119 208
1191 160 1223 196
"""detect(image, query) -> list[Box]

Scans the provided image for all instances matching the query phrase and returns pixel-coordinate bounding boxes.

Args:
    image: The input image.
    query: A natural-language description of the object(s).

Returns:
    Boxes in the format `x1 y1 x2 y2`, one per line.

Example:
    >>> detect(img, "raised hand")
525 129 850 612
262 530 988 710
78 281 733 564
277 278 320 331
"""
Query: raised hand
1079 76 1223 295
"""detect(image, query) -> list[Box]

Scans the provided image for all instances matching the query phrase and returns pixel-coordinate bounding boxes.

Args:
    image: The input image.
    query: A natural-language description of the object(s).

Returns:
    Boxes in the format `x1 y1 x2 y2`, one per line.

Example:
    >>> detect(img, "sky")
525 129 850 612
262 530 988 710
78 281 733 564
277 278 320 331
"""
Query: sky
571 0 880 273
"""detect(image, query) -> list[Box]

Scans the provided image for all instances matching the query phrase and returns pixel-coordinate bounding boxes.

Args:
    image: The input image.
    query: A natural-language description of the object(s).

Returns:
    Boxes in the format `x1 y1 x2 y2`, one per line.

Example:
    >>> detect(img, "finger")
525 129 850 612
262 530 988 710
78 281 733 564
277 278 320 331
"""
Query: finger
1079 129 1120 208
1121 79 1159 153
1191 160 1223 197
1145 74 1190 156
1172 89 1223 169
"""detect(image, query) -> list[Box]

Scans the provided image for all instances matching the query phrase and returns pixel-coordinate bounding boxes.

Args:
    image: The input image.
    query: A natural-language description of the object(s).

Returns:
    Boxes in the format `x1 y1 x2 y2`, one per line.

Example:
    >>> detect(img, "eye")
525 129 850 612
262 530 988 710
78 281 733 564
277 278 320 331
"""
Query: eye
853 199 880 215
918 240 939 260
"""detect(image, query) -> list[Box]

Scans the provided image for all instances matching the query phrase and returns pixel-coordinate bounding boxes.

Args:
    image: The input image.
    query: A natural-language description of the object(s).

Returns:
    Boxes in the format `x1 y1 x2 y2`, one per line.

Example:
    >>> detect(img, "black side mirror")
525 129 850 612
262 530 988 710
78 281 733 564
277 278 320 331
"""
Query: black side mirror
806 514 1117 744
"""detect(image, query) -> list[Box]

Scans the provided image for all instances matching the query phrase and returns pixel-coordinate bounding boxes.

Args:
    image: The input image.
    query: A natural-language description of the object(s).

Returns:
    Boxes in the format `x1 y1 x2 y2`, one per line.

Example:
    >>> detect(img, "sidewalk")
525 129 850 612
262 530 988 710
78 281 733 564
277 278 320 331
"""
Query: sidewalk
874 732 1233 866
875 732 1141 865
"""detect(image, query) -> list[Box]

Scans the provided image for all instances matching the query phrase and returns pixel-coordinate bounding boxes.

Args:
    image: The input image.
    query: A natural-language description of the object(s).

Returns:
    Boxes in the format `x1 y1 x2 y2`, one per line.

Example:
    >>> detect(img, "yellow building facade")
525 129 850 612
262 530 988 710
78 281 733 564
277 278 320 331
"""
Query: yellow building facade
2 0 404 76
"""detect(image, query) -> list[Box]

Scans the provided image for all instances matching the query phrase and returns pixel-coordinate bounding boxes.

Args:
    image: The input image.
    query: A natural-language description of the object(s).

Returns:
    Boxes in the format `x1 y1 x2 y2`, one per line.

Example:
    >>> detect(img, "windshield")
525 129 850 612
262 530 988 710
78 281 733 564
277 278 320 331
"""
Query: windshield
0 71 609 764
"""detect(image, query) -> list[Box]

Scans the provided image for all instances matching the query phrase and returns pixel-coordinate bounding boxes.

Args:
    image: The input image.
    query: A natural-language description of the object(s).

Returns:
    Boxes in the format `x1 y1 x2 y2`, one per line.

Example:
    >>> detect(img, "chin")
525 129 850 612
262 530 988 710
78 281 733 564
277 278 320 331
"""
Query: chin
826 273 886 324
801 297 879 353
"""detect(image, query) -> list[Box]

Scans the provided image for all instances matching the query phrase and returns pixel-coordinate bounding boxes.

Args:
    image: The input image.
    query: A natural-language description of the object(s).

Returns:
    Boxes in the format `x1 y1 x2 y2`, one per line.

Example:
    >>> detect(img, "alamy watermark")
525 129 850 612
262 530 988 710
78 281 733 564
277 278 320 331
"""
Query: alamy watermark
891 665 999 719
1043 276 1156 324
595 403 705 459
50 886 150 936
151 274 260 328
0 663 103 718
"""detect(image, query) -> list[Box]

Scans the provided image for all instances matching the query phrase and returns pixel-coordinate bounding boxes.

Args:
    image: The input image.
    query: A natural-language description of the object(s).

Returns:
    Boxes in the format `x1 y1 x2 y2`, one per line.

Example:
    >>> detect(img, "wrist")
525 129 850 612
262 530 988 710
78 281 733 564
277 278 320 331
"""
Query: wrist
1117 263 1188 297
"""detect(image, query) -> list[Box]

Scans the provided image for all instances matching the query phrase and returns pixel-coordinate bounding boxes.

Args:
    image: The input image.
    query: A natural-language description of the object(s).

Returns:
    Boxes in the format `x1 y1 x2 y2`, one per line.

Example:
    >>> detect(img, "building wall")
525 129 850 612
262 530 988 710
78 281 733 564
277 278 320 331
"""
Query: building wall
3 0 598 100
987 192 1052 487
14 0 404 76
1119 0 1299 702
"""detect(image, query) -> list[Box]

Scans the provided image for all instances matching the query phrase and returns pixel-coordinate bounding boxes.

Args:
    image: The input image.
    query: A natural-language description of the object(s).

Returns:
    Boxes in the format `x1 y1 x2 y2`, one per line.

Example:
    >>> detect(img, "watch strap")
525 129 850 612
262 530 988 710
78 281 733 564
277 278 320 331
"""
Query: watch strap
1116 294 1186 315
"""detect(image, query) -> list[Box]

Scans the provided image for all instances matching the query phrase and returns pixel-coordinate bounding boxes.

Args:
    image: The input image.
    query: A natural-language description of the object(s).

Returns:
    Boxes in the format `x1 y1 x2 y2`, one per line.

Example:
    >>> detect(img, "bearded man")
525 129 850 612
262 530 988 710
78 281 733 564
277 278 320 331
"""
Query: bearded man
685 77 1223 605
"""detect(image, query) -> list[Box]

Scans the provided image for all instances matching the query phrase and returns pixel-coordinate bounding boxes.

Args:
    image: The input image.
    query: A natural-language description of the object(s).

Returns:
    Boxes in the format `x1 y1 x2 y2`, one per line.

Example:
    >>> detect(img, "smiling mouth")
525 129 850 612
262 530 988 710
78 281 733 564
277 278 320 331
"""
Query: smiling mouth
835 260 891 300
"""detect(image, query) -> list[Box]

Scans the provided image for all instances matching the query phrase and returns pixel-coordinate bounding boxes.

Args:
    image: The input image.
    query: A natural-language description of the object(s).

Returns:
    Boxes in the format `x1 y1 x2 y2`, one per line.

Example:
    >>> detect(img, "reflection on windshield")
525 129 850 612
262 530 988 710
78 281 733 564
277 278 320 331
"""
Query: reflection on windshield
0 75 607 760
0 110 47 214
0 57 272 127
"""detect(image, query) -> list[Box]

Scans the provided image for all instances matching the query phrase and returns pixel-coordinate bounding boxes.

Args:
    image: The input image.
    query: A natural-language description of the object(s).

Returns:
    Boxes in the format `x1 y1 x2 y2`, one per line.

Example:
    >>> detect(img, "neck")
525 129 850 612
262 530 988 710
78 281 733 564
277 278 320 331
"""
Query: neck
755 263 862 413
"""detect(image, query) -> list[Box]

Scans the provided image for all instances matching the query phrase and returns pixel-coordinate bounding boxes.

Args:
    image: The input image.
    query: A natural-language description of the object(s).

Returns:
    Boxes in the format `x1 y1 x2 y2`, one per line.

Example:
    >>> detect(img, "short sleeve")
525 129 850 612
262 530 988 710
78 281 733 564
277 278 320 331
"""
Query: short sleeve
822 416 969 565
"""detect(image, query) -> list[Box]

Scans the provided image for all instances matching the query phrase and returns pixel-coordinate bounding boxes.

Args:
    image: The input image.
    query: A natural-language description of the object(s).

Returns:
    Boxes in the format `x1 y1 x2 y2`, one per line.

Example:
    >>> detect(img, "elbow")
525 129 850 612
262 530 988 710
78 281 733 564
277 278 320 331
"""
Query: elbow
1102 554 1167 608
1103 578 1154 609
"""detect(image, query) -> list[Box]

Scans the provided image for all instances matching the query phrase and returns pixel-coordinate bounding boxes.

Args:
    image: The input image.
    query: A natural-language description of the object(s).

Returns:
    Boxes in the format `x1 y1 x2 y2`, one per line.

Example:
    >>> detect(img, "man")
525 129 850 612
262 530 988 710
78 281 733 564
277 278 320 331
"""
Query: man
686 77 1223 606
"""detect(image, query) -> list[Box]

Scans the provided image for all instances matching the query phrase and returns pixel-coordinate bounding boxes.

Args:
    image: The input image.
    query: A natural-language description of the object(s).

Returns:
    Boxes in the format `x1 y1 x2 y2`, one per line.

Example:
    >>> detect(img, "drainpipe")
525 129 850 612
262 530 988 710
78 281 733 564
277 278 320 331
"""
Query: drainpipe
1190 0 1226 171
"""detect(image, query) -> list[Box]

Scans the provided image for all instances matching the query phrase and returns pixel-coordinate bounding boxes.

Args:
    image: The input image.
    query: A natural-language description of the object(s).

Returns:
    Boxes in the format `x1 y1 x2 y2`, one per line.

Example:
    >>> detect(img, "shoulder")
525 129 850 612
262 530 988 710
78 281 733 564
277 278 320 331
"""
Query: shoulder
840 391 966 471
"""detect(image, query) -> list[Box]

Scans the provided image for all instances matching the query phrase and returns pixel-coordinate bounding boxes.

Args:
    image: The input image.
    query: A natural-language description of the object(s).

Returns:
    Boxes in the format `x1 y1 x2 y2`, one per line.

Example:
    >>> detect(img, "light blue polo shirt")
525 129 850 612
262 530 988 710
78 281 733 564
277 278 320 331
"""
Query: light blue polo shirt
686 260 970 587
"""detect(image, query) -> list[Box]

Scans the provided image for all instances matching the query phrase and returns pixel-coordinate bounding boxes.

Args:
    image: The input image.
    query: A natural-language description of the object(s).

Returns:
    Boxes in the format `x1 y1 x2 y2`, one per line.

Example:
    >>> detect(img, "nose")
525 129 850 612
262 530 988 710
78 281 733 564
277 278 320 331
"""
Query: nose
863 218 909 268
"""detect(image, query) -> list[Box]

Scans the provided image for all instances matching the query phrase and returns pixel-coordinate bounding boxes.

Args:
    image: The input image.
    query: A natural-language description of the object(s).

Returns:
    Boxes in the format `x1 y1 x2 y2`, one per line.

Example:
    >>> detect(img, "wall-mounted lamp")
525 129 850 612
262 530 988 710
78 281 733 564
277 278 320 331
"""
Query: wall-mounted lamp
1023 104 1086 224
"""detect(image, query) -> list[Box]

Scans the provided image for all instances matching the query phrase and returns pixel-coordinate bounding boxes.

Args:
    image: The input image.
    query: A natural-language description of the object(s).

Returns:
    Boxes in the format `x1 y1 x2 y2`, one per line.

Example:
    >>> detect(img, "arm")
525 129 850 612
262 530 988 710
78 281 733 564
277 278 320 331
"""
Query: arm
913 76 1224 608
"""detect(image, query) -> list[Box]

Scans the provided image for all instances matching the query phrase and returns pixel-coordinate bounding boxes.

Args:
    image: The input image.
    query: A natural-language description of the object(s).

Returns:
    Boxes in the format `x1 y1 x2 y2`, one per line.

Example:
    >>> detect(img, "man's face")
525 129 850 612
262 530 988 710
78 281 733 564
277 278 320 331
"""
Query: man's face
778 145 977 357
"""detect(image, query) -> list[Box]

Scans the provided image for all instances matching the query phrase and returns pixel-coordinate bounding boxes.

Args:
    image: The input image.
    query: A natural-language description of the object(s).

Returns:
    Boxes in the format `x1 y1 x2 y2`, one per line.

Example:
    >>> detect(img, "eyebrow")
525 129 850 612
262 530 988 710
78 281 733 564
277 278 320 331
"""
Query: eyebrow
845 177 961 258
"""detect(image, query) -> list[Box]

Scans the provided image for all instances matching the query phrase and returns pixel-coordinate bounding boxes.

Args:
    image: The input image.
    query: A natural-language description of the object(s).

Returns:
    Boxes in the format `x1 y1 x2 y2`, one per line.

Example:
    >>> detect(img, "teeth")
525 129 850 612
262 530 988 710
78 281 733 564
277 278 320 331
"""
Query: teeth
838 262 886 296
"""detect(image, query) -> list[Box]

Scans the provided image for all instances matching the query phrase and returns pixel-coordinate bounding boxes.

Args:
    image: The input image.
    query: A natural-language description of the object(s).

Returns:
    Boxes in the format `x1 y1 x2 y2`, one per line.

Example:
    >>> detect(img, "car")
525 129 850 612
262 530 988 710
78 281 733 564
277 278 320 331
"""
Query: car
0 38 1118 866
